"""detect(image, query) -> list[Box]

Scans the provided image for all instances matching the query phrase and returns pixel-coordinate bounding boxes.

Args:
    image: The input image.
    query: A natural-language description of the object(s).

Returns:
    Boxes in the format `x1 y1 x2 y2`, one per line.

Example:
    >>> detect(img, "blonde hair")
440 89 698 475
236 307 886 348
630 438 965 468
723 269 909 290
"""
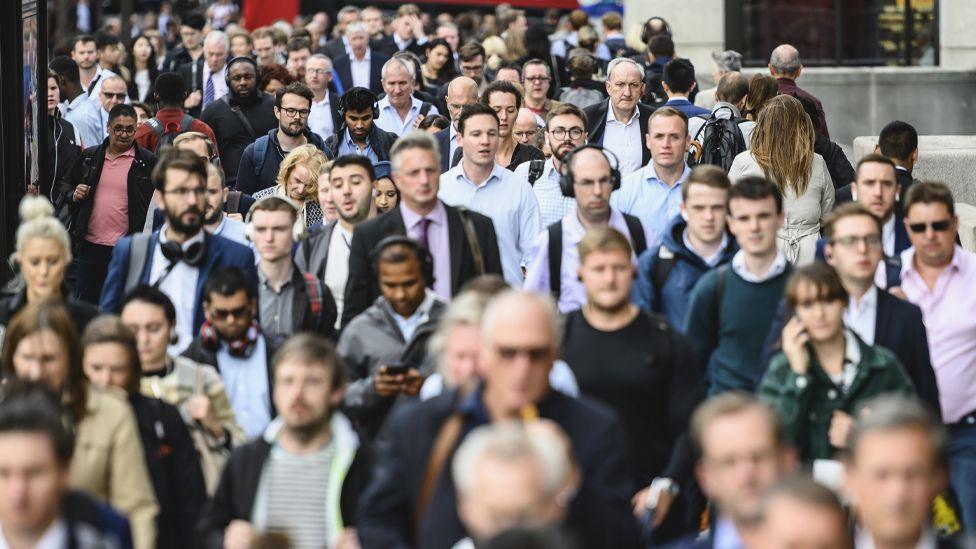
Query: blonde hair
276 144 329 200
749 94 815 197
14 197 71 263
483 36 508 70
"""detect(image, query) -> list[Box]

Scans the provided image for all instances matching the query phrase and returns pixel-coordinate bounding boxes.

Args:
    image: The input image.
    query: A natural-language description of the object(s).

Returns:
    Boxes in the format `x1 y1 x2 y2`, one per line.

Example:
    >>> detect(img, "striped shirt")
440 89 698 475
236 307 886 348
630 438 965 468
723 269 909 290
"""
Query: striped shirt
262 441 336 549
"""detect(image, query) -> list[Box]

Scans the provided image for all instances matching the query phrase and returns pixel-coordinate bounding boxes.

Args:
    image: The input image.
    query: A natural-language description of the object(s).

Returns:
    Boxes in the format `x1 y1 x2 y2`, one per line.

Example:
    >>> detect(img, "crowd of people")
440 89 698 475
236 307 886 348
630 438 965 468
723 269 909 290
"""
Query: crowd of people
11 2 976 548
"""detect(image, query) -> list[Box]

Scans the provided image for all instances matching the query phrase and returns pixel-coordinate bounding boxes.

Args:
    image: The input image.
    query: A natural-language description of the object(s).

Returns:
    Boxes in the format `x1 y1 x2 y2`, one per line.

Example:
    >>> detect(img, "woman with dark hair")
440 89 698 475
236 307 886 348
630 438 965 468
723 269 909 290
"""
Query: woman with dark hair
418 113 450 133
125 34 159 103
81 315 207 549
422 38 458 93
743 73 778 121
2 301 158 549
258 63 296 94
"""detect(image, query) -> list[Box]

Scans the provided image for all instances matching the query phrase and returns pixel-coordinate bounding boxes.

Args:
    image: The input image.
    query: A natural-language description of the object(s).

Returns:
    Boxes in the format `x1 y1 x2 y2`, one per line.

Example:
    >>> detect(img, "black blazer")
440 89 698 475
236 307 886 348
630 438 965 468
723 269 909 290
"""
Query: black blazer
370 35 427 58
318 37 347 61
341 202 503 327
333 50 390 96
583 99 655 167
176 58 206 117
434 127 452 173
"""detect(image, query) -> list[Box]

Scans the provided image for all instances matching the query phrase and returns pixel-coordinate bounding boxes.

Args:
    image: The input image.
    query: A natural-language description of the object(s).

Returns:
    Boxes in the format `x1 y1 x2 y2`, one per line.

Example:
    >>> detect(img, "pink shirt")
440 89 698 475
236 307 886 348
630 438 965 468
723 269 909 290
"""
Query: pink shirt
85 147 135 246
900 245 976 423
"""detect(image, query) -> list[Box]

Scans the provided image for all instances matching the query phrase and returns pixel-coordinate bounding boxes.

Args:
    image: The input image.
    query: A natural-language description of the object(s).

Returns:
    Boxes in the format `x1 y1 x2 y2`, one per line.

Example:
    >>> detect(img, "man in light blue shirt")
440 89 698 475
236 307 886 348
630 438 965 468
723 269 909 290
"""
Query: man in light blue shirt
375 58 438 136
70 75 128 149
439 103 541 286
611 106 691 249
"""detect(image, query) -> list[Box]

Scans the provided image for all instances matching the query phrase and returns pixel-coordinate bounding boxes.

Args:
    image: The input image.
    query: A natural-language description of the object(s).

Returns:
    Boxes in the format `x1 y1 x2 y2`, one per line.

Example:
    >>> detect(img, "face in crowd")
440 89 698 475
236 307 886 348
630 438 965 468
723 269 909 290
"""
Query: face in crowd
330 162 374 226
458 114 499 170
275 92 312 138
682 182 729 248
317 170 339 222
393 147 440 213
373 177 399 214
157 167 206 236
204 288 256 341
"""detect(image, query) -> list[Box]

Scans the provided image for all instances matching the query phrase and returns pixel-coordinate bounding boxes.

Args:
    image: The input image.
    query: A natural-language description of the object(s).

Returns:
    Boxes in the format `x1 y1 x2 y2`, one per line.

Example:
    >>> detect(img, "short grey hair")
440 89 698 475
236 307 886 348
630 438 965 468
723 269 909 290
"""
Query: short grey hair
480 290 561 351
769 44 802 75
712 50 743 73
452 422 571 499
338 5 361 19
607 57 645 81
345 21 368 37
427 292 490 385
390 130 441 174
204 30 230 50
308 53 333 69
384 56 415 82
847 395 948 468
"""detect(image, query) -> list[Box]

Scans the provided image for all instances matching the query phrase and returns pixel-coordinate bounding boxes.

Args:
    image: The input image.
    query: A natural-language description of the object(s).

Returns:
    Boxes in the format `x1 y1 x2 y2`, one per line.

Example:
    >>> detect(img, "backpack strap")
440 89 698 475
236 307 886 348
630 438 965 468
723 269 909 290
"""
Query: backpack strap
883 255 902 289
623 214 647 256
146 117 165 138
253 136 270 176
125 233 154 294
179 114 194 132
651 245 677 306
301 272 324 328
527 159 545 186
547 221 562 302
225 191 242 214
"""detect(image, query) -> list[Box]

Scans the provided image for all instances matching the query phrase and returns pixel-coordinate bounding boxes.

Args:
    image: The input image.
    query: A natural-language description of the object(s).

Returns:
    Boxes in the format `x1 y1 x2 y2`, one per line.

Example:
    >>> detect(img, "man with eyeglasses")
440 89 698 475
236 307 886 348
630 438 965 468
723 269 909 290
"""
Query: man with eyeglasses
305 54 341 142
513 103 586 227
100 149 257 353
71 75 128 149
236 82 328 196
524 145 651 313
65 103 157 304
898 181 976 530
584 58 655 178
512 108 543 148
521 59 559 121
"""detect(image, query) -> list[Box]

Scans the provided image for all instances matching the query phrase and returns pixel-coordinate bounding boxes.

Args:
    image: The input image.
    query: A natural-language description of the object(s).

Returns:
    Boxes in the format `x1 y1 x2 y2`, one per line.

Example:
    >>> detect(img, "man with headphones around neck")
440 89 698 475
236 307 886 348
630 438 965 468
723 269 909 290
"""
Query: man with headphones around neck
524 144 653 313
337 235 446 440
247 196 337 341
100 149 258 353
323 87 398 163
201 56 277 189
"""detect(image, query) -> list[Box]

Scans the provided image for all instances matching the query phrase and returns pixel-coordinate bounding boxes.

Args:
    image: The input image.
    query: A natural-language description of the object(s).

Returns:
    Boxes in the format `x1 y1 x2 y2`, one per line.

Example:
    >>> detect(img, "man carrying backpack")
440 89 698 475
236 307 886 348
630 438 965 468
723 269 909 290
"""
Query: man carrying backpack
135 72 219 155
687 71 754 173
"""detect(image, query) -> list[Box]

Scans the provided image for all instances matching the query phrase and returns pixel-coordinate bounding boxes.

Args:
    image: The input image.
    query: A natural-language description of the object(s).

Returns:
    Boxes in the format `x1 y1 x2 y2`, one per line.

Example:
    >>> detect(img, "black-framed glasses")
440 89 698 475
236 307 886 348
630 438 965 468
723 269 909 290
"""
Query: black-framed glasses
831 235 882 248
111 125 136 136
210 305 249 320
163 186 206 198
907 219 952 233
278 107 311 118
549 127 584 140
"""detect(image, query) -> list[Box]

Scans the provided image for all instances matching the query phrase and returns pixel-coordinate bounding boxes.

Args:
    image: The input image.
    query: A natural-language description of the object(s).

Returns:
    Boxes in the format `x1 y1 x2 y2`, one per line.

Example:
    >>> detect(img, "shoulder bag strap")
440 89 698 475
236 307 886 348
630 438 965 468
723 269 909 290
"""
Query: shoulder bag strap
415 413 464 533
547 222 562 301
223 96 258 139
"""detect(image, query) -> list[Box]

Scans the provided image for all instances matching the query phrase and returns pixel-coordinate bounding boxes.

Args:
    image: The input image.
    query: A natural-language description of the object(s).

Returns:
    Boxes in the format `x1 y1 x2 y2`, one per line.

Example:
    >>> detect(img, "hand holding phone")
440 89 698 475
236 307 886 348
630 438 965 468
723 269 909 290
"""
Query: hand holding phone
782 315 811 375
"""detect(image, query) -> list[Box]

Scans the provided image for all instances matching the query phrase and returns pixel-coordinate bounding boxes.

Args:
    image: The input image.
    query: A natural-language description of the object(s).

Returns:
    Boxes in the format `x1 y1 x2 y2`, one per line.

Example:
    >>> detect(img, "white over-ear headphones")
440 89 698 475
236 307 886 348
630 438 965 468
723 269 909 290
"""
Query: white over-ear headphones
244 196 306 243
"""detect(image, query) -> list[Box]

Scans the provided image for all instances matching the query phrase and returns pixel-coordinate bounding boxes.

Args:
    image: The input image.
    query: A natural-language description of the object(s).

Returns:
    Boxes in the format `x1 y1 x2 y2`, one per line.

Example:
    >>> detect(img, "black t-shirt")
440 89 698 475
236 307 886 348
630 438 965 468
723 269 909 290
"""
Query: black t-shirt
561 308 704 484
200 93 278 185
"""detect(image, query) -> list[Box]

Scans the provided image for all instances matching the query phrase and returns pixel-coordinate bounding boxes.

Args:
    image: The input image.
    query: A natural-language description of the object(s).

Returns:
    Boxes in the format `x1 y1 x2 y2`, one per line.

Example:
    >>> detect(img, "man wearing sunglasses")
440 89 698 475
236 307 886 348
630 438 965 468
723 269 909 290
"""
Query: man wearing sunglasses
64 102 157 304
898 181 976 531
71 75 128 149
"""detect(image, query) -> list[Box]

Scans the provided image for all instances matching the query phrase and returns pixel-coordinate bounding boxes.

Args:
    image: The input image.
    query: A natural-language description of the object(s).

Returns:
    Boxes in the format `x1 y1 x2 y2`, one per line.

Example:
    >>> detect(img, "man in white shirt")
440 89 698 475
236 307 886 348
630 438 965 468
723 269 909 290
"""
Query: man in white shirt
70 34 117 104
848 154 909 260
305 54 339 141
583 58 653 178
439 103 541 286
71 75 128 148
376 58 438 136
343 23 375 92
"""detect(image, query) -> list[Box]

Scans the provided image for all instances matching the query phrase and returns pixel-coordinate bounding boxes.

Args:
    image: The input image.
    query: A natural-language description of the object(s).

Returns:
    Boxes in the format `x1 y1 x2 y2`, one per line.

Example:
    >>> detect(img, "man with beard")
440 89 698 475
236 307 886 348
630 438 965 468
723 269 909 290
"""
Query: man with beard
236 82 328 196
247 196 337 341
561 227 704 538
202 163 248 246
512 103 586 227
100 149 257 353
323 87 398 163
524 145 651 313
297 155 377 328
65 103 157 304
199 334 371 549
201 57 277 188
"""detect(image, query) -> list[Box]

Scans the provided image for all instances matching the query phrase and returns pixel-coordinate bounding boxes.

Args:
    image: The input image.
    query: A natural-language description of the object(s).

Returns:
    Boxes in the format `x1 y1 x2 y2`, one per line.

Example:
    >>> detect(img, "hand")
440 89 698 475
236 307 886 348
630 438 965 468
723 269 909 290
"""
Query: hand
185 90 202 109
781 316 811 375
828 410 855 449
401 368 425 396
631 486 651 516
223 520 255 549
410 15 425 39
334 528 361 549
73 184 90 203
373 368 406 397
186 394 224 438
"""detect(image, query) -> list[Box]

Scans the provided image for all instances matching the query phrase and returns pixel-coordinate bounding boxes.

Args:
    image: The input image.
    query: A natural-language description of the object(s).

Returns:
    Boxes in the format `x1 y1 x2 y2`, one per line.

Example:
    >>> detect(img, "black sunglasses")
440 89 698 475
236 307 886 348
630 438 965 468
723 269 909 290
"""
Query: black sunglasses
907 219 952 233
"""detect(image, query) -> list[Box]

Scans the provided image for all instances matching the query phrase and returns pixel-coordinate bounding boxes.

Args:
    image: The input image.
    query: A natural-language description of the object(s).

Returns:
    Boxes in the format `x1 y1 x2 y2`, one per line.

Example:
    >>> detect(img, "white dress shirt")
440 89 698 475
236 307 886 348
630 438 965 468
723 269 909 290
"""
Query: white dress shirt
149 228 204 353
350 50 371 89
308 93 335 141
601 99 643 177
324 224 352 329
376 95 439 136
855 526 936 549
202 63 229 104
845 285 878 345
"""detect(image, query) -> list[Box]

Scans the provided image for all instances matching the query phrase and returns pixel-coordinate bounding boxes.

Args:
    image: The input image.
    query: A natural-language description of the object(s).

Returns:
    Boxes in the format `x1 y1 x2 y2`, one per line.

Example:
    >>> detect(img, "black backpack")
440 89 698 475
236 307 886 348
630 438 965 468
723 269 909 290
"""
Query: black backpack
145 114 194 153
691 106 747 173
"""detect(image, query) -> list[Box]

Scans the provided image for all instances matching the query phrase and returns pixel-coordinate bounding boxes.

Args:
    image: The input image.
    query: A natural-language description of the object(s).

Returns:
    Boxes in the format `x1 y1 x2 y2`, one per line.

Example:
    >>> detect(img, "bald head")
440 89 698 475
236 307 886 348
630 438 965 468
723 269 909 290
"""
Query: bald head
481 290 559 349
769 44 801 78
513 108 540 145
446 76 480 122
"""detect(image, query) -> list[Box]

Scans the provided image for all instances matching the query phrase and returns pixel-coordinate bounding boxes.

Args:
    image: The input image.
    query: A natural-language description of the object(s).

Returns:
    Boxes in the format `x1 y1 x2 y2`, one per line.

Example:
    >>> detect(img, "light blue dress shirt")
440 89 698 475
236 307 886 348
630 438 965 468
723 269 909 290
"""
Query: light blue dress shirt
375 95 439 136
217 335 272 439
67 99 107 149
337 128 380 164
611 162 691 250
439 163 542 286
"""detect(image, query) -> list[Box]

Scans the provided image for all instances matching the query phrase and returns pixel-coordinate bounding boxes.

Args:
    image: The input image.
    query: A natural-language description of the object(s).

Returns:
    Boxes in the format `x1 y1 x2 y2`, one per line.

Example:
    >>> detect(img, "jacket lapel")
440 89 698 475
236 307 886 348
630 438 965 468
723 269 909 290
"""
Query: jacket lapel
875 288 894 345
445 206 464 294
894 217 911 254
587 101 609 145
194 233 220 328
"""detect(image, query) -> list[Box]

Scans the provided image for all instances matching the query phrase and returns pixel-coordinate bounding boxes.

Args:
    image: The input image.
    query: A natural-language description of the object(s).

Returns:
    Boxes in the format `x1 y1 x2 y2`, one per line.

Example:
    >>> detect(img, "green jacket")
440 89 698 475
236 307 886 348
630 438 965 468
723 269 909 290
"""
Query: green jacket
759 331 914 462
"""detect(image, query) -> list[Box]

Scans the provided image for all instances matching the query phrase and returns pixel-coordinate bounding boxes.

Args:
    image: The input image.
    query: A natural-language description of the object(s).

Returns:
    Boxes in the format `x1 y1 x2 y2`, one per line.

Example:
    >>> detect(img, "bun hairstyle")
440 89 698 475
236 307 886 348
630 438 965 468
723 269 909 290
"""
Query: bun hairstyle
14 196 72 263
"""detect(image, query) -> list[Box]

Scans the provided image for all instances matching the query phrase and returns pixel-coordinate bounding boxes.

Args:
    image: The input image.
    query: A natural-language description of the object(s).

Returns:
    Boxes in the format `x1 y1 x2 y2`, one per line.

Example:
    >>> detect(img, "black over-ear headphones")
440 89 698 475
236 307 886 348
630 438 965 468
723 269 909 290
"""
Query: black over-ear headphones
369 235 435 287
224 55 259 89
160 239 207 268
338 87 380 120
558 144 622 198
640 16 673 45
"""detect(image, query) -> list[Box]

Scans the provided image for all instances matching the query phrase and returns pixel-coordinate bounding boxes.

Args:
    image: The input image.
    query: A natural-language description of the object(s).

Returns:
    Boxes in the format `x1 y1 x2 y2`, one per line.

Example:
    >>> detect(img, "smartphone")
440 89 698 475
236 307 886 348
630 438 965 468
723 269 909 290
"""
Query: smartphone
384 362 409 376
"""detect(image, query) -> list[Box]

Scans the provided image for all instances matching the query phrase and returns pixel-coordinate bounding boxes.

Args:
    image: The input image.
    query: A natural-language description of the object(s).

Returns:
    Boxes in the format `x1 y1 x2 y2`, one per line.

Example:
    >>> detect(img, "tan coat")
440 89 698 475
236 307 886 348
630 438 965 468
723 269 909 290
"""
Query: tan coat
70 386 158 549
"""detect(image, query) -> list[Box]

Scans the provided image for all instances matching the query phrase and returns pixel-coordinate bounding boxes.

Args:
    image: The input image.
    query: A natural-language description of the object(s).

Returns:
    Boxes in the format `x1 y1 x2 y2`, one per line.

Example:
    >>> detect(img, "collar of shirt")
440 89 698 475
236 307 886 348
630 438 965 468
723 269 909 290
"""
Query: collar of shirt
313 94 330 107
353 48 371 62
259 263 295 292
731 249 788 283
605 99 639 126
682 228 729 266
642 161 691 188
386 289 437 336
400 199 447 231
848 284 878 316
712 517 744 549
666 96 691 104
203 63 226 83
563 208 630 247
106 145 136 161
900 245 966 282
843 328 862 366
455 162 508 189
543 158 560 179
66 92 90 112
380 95 422 116
0 518 68 549
159 225 206 250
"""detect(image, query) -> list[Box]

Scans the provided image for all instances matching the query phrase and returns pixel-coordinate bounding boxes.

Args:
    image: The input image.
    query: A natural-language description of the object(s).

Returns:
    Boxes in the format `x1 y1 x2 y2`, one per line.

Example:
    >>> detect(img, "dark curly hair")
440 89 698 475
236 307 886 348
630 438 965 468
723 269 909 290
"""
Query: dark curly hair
258 63 296 93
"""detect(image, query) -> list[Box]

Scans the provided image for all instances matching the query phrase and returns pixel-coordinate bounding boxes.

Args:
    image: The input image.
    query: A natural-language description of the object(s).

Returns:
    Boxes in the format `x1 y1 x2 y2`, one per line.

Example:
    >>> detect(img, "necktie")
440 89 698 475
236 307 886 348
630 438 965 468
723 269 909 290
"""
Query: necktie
204 74 215 108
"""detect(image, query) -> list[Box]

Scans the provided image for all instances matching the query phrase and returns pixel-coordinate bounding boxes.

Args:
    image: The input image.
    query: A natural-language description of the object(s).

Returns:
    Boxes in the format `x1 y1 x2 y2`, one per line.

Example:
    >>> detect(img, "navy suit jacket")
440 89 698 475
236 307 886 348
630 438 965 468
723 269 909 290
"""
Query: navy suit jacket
583 100 655 168
434 127 451 173
333 50 390 96
99 231 258 335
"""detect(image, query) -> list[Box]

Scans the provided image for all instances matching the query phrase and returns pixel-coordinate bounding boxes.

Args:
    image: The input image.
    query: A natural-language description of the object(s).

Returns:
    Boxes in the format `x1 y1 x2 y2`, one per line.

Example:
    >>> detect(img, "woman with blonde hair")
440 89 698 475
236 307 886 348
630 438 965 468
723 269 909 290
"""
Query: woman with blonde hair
483 35 509 71
729 94 834 264
0 196 98 333
253 143 326 228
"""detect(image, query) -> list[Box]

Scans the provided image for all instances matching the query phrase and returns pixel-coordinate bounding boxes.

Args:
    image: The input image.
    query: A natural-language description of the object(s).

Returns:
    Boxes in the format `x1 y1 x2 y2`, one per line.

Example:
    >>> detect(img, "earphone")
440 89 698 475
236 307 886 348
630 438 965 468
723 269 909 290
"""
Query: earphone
244 196 307 243
224 55 259 89
558 144 622 198
369 235 435 287
640 16 673 45
338 87 380 120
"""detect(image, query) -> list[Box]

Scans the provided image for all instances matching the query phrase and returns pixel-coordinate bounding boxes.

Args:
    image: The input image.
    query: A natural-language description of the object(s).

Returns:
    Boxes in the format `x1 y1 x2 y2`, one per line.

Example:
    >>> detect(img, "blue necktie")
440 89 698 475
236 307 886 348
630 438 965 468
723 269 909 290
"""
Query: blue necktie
204 74 215 108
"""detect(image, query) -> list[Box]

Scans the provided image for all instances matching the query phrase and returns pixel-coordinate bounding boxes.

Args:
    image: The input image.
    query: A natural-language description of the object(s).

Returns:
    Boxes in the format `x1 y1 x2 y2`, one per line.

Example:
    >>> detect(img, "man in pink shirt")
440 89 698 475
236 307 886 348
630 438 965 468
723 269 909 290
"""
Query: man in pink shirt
65 103 158 304
898 181 976 529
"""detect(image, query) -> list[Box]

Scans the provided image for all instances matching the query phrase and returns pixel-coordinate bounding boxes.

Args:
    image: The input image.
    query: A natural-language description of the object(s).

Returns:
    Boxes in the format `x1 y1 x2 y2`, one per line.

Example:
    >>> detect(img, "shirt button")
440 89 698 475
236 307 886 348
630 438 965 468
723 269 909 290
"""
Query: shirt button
795 376 808 389
827 389 838 400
